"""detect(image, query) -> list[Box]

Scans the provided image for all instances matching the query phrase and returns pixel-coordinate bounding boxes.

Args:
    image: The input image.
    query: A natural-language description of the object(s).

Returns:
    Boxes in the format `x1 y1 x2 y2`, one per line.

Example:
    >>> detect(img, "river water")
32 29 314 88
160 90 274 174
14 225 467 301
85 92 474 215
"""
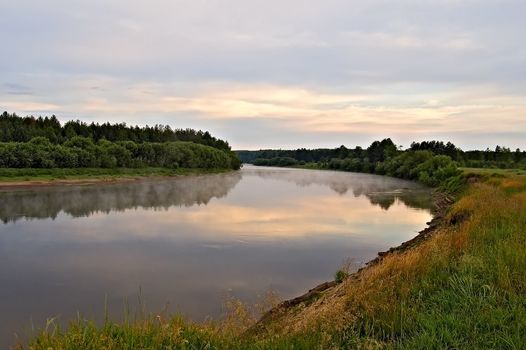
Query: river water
0 165 433 346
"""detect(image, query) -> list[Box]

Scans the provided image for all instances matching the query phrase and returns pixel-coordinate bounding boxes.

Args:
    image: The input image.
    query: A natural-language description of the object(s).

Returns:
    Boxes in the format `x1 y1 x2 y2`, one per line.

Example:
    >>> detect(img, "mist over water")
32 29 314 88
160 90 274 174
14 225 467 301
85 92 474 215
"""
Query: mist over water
0 166 433 347
0 173 242 223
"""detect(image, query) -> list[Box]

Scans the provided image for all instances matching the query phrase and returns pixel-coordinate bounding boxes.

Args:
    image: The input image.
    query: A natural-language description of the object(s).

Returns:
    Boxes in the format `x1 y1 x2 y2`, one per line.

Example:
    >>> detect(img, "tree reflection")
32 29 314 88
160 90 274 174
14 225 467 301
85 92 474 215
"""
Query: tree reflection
244 166 433 211
0 167 433 224
0 173 242 223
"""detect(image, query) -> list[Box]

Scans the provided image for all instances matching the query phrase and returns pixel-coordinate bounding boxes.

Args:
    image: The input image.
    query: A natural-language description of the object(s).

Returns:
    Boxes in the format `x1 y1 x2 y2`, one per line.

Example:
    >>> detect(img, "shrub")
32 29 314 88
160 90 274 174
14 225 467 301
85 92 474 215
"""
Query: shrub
335 269 348 283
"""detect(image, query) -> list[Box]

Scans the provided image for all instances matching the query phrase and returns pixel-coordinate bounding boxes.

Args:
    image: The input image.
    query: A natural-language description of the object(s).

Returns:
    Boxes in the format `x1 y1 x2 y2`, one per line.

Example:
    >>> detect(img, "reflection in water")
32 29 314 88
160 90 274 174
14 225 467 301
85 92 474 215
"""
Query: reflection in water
0 173 242 223
0 166 431 224
0 166 433 347
243 166 433 211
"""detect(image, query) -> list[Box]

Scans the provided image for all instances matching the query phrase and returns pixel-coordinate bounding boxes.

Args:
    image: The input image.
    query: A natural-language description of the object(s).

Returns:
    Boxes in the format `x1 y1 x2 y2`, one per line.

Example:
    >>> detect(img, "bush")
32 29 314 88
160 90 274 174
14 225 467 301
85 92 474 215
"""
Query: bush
414 155 461 186
254 148 461 188
335 270 348 283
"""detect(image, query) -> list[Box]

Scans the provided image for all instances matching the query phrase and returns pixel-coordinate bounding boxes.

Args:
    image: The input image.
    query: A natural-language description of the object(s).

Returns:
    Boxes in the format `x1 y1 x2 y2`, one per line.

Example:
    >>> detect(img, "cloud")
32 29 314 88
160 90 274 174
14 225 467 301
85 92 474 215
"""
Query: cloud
0 101 61 112
0 0 525 149
3 83 33 96
69 82 525 134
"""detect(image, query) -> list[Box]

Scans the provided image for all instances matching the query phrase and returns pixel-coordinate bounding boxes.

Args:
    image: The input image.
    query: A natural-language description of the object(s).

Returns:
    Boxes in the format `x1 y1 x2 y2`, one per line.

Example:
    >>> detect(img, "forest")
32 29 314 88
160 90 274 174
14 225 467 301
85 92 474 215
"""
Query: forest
0 112 231 150
239 139 526 169
0 112 241 170
239 138 526 187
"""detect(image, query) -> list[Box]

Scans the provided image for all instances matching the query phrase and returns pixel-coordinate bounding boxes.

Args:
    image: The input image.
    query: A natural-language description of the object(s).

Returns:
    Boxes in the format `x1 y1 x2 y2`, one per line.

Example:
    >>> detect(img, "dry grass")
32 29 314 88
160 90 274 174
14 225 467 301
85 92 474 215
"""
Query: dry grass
256 173 526 348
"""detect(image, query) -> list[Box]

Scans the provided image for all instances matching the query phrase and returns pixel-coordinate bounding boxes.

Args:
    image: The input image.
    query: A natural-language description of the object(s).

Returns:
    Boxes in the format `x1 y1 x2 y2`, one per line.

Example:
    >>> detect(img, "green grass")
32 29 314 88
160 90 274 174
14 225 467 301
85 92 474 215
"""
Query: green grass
461 167 526 176
17 170 526 349
0 167 233 183
327 172 526 349
23 317 324 350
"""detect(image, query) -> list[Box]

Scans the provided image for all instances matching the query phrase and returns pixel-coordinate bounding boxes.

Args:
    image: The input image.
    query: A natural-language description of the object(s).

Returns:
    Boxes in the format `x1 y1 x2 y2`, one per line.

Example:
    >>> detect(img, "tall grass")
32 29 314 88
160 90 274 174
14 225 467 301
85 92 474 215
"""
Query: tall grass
20 298 322 350
319 173 526 349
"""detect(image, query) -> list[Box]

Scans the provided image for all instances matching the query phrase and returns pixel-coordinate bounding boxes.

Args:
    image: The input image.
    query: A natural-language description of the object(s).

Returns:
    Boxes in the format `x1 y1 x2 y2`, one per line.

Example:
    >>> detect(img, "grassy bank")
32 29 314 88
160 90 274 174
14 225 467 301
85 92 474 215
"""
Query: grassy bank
460 167 526 176
0 167 233 184
265 170 526 348
18 170 526 349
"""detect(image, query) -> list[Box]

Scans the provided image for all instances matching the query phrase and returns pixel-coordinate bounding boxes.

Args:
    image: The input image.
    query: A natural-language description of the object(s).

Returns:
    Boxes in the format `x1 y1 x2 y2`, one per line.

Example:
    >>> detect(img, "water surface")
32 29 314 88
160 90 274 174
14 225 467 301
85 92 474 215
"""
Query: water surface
0 166 433 346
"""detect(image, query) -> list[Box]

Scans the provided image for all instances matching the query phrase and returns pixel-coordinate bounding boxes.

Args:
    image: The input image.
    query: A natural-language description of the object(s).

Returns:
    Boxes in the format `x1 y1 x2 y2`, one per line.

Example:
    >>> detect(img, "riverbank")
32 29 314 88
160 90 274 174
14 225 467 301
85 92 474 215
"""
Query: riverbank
0 167 234 189
17 169 526 349
252 189 453 325
249 169 526 348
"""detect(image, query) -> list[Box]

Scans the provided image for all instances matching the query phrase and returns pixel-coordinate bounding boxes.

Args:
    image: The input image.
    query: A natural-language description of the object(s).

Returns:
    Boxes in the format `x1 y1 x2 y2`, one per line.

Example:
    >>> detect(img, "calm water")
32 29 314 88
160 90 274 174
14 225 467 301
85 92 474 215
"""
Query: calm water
0 165 433 346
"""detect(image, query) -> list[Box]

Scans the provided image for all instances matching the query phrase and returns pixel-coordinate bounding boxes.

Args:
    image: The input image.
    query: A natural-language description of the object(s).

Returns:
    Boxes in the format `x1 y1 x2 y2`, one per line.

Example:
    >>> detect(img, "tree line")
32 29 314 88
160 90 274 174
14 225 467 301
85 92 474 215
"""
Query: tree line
0 137 240 170
0 112 231 151
241 138 526 188
0 112 240 170
409 140 526 168
240 139 526 170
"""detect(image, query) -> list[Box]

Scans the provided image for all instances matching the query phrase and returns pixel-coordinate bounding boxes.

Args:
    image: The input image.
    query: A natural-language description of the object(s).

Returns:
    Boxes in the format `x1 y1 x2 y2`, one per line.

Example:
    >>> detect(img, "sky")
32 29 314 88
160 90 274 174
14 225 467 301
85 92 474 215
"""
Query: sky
1 0 525 150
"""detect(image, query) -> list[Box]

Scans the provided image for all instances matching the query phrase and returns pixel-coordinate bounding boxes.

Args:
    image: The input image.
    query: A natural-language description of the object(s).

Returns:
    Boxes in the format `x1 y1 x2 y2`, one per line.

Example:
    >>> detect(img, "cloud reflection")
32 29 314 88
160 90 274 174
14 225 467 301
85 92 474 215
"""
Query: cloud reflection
0 167 431 224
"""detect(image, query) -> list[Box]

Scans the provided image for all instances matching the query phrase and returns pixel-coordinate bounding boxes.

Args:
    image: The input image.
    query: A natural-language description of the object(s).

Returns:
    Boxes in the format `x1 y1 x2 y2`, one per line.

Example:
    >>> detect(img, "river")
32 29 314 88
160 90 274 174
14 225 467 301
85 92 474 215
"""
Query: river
0 165 433 347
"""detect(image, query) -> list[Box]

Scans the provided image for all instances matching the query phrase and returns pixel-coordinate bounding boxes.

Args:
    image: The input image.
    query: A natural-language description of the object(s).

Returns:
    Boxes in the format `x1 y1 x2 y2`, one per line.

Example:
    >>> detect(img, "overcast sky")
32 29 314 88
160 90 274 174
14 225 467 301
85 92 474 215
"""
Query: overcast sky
1 0 525 150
